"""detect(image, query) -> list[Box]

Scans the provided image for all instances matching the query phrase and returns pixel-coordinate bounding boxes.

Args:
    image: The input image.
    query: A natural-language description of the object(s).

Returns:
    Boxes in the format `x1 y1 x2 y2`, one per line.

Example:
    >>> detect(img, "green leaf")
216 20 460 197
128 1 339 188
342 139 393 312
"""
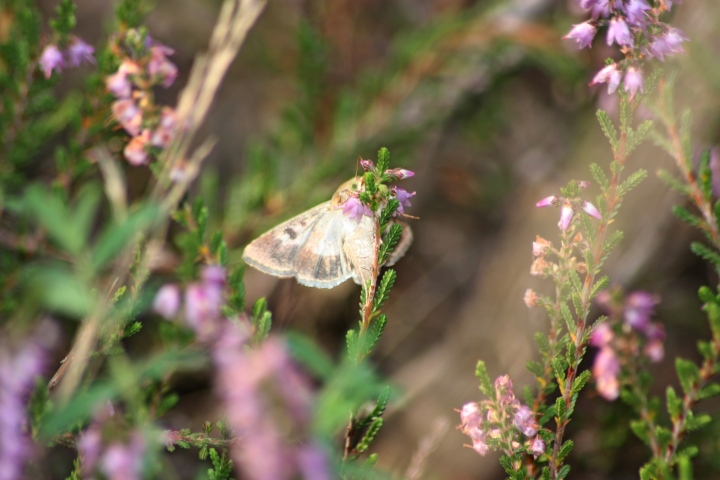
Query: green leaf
526 360 544 378
475 361 494 397
675 358 700 395
379 223 403 264
698 382 720 401
557 440 574 463
596 110 618 150
92 204 160 270
626 120 654 155
589 163 609 190
690 242 720 270
666 386 682 420
373 269 396 313
571 370 591 396
378 198 400 231
685 412 711 431
658 168 691 196
617 169 648 197
555 397 567 421
24 184 83 255
557 464 571 480
21 263 95 317
355 418 383 453
698 149 713 202
630 419 651 445
377 147 391 173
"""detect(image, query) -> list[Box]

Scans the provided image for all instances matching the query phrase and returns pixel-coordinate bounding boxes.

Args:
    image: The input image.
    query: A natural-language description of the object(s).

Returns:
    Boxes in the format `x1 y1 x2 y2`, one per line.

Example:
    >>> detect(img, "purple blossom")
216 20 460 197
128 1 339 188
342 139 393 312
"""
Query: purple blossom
106 70 132 98
360 159 375 171
296 444 333 480
148 45 178 88
623 291 658 333
112 99 143 137
590 322 614 347
558 202 574 231
385 168 415 179
593 347 620 400
624 67 644 99
528 436 545 457
123 130 151 165
184 277 225 336
624 0 651 27
459 402 482 430
99 433 146 480
513 405 538 437
341 196 372 223
582 201 602 219
607 17 634 47
564 21 596 49
0 323 57 480
66 37 95 67
392 186 416 214
153 284 181 319
535 195 557 208
151 108 178 147
646 27 688 61
39 44 64 78
591 63 622 94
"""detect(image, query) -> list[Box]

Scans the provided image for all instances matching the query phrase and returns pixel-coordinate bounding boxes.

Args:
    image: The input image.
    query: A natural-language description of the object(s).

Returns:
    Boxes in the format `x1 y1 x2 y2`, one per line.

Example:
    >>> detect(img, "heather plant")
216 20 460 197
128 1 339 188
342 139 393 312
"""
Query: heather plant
461 0 720 479
3 0 720 479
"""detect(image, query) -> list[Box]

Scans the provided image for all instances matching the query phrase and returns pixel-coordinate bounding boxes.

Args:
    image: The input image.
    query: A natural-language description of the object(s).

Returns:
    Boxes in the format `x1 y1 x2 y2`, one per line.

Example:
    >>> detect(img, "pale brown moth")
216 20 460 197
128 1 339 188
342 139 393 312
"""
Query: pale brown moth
242 177 412 288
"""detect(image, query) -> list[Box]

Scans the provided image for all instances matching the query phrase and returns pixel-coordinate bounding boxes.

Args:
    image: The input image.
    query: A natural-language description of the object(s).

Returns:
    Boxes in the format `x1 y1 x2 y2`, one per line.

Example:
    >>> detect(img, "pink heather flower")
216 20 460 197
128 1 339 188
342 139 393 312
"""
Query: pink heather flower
591 63 622 94
459 402 483 430
153 284 181 319
564 21 596 49
590 322 614 347
606 17 633 48
624 0 651 26
532 236 551 256
151 107 178 148
106 70 132 98
528 436 545 457
385 168 415 179
470 432 489 456
578 180 591 190
112 99 143 137
644 338 664 363
148 44 178 88
78 425 103 476
624 67 644 99
0 323 57 480
624 291 658 332
359 159 375 171
647 27 688 61
341 196 372 223
66 37 95 67
558 202 574 231
296 444 332 480
392 186 416 214
123 130 151 165
535 195 557 208
184 283 224 336
513 405 538 437
524 288 538 308
100 433 146 480
593 347 620 400
39 44 64 78
582 201 602 219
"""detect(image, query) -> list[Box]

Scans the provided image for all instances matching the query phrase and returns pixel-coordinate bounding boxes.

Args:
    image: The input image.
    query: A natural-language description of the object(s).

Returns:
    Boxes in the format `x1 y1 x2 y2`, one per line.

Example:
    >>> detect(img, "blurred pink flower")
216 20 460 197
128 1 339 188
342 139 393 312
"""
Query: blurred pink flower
39 44 64 78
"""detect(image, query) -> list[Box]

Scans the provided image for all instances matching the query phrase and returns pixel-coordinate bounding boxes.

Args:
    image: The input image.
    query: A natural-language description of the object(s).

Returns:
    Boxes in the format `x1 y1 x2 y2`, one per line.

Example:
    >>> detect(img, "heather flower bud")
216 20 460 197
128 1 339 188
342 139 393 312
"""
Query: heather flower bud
535 195 557 208
153 284 181 319
593 347 620 400
359 159 375 171
66 36 95 67
39 44 64 78
591 63 622 94
624 67 644 99
524 289 539 308
582 201 602 219
513 405 538 437
558 202 574 231
607 17 634 48
341 195 372 223
385 168 415 179
532 236 551 257
459 402 483 430
112 99 143 137
123 130 151 165
563 21 596 49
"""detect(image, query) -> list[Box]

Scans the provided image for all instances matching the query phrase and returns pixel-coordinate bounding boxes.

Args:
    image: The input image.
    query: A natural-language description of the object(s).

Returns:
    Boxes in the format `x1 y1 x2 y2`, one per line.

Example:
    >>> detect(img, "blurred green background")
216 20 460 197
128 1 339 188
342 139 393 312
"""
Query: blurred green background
39 0 720 478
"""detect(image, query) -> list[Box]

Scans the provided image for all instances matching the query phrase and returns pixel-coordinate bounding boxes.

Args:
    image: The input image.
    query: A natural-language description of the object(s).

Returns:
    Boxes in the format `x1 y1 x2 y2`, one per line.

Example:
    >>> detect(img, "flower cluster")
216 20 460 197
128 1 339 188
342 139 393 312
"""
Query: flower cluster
106 30 179 165
340 158 416 224
0 322 58 480
78 403 150 480
564 0 687 98
212 327 332 480
153 265 226 340
38 36 95 78
535 180 601 232
590 290 664 400
458 375 545 459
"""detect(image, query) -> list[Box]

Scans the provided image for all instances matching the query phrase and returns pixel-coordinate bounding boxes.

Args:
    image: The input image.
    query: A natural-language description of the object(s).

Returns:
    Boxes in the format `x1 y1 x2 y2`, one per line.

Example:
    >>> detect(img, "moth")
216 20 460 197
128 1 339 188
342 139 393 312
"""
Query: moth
242 177 412 288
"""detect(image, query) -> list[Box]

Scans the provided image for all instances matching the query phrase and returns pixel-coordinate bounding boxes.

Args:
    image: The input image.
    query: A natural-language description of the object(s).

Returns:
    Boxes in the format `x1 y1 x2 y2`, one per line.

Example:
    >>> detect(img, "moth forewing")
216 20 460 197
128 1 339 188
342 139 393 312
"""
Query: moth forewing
242 202 331 278
293 211 354 288
343 213 378 288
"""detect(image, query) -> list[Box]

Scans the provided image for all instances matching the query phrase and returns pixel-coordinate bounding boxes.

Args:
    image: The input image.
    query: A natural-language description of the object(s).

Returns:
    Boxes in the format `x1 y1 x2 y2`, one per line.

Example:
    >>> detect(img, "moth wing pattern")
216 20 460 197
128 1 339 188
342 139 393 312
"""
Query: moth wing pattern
242 201 331 279
343 214 378 287
293 210 355 288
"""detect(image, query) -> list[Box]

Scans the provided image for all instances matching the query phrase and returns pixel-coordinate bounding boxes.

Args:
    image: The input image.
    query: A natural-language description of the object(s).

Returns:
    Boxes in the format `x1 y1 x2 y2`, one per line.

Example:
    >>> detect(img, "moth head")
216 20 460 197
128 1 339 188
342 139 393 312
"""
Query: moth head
331 176 364 207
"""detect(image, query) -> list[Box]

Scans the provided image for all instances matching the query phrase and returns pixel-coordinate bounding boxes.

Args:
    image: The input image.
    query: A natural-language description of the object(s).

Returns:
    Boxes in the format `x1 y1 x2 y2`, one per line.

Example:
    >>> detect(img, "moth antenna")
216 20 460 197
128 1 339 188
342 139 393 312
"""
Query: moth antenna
355 156 361 177
397 212 420 220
